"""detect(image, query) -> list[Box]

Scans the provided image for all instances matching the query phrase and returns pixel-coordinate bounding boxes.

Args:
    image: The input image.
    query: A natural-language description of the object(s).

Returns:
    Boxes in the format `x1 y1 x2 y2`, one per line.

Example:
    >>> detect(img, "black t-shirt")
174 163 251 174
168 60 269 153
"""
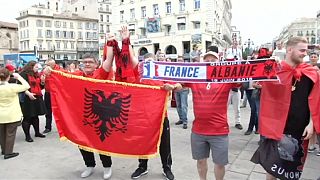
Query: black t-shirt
283 75 314 138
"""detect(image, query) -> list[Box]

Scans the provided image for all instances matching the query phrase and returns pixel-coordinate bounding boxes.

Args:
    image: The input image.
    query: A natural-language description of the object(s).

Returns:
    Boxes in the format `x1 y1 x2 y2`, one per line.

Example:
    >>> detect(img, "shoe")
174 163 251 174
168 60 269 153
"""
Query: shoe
244 130 252 135
317 151 320 156
254 131 259 134
131 167 148 179
183 124 187 129
240 105 246 108
81 167 94 178
235 124 243 130
4 152 19 159
103 167 112 179
308 146 316 153
1 151 4 155
163 169 174 180
43 129 51 134
35 133 46 138
175 121 183 125
25 137 34 142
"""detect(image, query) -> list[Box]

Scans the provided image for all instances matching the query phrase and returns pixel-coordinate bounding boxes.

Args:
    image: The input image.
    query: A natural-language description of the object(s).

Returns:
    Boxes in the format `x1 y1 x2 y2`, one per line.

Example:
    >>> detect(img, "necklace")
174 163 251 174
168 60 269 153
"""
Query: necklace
292 79 298 91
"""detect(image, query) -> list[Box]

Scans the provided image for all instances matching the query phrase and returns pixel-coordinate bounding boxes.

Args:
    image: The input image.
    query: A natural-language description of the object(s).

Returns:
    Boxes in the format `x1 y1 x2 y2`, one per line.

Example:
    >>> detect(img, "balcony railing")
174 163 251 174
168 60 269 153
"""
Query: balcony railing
98 7 111 13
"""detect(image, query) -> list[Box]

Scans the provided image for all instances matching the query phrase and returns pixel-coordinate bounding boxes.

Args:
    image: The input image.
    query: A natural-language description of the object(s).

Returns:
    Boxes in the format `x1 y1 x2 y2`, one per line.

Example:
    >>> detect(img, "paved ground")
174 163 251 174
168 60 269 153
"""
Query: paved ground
1 94 319 180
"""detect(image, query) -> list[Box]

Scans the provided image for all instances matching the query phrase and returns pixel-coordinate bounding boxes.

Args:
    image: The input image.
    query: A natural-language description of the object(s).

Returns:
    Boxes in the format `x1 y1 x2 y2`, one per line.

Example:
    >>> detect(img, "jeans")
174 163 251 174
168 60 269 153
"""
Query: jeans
245 90 258 131
174 89 189 124
44 92 53 130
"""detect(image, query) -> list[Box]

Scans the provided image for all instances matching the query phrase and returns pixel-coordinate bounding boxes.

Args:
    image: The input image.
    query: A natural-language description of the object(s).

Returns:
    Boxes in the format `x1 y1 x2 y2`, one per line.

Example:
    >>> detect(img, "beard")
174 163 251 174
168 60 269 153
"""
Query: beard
291 54 304 65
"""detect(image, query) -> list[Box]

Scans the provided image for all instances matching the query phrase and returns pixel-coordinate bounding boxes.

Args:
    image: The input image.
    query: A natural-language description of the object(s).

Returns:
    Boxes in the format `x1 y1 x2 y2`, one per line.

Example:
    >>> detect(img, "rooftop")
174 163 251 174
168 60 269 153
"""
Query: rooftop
0 21 18 29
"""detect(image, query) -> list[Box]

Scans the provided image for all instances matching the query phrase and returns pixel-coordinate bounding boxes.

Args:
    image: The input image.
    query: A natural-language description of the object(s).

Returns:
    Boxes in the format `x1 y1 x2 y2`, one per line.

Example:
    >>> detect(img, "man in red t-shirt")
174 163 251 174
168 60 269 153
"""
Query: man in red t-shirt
180 52 238 180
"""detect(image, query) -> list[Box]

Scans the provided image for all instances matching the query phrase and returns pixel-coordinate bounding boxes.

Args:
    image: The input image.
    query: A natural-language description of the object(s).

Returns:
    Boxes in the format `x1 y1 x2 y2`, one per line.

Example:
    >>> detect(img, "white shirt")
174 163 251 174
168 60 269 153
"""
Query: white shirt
226 48 242 60
272 48 286 61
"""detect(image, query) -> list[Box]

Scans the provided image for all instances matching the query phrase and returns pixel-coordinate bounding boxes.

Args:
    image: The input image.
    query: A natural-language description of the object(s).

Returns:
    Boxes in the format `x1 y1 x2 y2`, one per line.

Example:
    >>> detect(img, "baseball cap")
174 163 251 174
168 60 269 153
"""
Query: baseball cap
203 51 219 60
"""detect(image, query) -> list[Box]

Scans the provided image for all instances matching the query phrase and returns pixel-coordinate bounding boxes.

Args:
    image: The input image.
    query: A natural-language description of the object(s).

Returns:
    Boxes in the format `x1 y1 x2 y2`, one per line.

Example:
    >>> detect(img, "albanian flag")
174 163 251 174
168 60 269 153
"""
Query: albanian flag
50 71 168 158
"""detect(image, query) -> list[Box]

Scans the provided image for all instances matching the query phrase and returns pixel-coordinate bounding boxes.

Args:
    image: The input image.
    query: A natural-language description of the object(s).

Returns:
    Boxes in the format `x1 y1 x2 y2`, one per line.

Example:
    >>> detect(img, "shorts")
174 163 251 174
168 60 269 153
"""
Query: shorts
191 132 229 165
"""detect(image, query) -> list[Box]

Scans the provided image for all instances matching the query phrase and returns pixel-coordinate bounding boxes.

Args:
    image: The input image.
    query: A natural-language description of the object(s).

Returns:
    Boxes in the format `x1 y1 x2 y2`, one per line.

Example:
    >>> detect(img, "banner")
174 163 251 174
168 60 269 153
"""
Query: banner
142 59 278 83
50 71 168 158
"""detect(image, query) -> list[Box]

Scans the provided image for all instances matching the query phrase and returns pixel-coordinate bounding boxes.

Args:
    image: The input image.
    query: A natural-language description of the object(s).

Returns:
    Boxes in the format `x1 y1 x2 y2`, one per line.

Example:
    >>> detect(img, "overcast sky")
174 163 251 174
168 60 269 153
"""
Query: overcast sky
1 0 319 46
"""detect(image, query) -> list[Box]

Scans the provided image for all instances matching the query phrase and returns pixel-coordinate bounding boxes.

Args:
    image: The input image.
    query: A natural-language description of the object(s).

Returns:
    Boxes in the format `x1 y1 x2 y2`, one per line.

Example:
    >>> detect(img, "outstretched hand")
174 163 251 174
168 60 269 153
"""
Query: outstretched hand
120 26 130 40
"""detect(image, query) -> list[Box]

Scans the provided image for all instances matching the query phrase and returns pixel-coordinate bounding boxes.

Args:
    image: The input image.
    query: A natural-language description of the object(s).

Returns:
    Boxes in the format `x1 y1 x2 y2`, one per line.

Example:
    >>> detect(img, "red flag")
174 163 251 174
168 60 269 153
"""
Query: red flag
50 71 168 158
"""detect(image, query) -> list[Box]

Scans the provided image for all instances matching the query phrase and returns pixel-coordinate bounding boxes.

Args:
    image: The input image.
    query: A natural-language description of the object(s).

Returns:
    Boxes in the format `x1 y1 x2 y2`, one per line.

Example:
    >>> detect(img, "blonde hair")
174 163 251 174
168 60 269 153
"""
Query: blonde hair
286 37 308 48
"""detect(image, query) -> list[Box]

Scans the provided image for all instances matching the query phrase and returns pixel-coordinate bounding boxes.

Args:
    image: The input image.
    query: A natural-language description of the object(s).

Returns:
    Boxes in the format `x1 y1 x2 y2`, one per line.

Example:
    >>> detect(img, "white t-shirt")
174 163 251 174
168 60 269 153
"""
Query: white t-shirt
272 48 286 61
225 48 242 60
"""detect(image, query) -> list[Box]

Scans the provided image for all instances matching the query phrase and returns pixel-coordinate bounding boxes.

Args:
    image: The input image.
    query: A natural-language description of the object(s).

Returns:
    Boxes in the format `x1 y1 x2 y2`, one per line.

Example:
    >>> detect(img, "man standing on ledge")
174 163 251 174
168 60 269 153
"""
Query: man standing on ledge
251 37 320 180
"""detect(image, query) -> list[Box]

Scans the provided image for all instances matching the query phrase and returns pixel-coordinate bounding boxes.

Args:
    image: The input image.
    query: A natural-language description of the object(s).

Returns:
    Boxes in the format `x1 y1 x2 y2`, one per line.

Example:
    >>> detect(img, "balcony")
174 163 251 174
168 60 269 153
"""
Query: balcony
77 47 98 52
98 7 111 13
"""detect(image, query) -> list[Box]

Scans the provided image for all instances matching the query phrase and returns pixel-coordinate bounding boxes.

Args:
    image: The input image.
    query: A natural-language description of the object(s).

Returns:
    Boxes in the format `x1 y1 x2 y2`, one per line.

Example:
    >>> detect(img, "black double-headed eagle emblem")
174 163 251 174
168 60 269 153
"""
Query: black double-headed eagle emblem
83 88 131 142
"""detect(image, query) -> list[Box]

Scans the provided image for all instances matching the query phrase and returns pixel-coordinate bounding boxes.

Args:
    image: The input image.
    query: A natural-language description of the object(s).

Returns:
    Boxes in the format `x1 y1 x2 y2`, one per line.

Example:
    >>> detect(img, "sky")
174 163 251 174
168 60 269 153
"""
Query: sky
0 0 319 46
231 0 320 45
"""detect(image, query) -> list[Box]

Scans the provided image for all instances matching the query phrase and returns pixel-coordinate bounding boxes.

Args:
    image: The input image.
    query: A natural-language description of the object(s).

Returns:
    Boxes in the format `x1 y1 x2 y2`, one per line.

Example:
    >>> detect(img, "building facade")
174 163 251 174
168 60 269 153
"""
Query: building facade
16 3 99 61
98 0 112 59
0 21 19 65
112 0 232 60
276 18 317 45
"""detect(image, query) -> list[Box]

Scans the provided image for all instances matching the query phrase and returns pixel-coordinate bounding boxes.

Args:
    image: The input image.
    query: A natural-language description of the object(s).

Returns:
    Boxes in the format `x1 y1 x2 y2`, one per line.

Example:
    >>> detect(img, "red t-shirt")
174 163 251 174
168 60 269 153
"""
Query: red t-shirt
187 83 237 135
72 67 110 80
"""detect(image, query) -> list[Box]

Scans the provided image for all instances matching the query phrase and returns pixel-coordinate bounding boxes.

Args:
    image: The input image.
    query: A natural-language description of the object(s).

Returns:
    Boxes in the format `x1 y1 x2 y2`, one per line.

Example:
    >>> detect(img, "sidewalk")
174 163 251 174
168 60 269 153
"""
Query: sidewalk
1 96 319 179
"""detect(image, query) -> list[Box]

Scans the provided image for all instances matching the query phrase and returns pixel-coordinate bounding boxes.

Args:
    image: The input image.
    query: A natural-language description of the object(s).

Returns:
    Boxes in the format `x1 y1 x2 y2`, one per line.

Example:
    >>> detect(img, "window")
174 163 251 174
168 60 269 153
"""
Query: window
56 2 59 11
106 5 110 12
120 0 124 4
78 32 83 39
92 23 97 30
93 32 97 39
177 17 186 30
75 7 77 12
106 15 110 22
194 0 200 9
55 31 60 38
78 22 83 29
178 23 186 30
37 10 42 15
56 42 60 50
55 21 61 28
179 0 185 11
153 4 159 16
120 10 124 22
63 22 67 28
85 22 90 29
70 22 74 28
106 25 110 33
130 8 135 20
86 32 91 39
70 31 74 38
38 41 43 50
36 20 43 27
165 25 171 36
100 15 104 21
64 42 68 49
165 2 171 14
141 6 146 18
63 31 67 38
45 20 52 27
56 54 61 59
83 6 85 10
38 29 43 38
194 22 200 29
46 30 52 38
306 30 309 36
47 41 52 50
47 2 50 9
100 24 104 33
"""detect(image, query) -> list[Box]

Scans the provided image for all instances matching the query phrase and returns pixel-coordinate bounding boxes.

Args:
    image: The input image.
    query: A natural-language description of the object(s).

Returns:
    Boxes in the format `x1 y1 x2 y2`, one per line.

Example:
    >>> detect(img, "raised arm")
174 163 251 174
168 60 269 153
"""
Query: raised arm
120 26 139 68
102 33 118 72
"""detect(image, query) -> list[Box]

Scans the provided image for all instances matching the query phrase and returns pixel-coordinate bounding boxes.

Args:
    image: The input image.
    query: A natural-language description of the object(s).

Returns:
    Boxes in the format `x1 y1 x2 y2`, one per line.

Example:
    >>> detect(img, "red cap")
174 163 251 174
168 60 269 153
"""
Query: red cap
5 64 15 72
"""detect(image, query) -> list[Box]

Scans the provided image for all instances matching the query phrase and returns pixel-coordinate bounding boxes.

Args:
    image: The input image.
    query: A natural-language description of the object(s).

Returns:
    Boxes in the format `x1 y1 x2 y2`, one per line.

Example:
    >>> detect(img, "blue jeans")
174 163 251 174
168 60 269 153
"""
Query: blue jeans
174 89 189 124
245 90 258 131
